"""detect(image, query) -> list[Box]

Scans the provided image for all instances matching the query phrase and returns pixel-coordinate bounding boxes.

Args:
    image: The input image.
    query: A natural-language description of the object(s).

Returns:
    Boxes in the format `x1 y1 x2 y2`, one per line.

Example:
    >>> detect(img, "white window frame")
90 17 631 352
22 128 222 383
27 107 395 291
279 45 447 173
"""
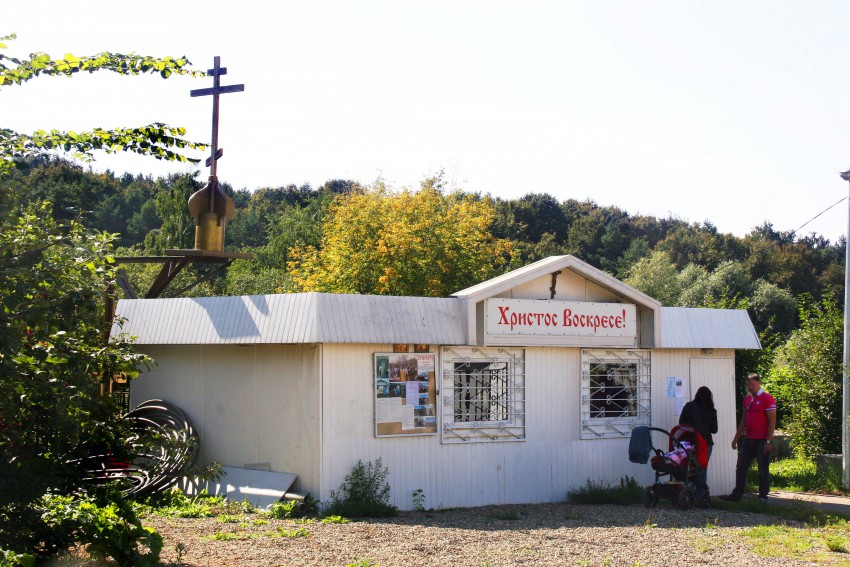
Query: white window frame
440 347 525 443
581 349 651 439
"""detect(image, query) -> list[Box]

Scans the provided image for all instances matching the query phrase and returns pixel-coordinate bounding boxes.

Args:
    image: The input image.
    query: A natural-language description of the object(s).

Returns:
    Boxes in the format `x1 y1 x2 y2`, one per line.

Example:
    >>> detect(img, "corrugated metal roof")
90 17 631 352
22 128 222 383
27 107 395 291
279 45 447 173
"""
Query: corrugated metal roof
110 287 760 350
111 293 467 345
659 307 761 349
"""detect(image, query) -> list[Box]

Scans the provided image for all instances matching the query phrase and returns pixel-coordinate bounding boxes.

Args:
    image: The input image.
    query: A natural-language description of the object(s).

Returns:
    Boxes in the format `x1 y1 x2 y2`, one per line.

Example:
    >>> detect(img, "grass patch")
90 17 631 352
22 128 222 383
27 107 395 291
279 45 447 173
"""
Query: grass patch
691 534 727 553
202 527 310 541
712 496 850 526
568 476 643 505
746 457 845 494
734 517 850 561
135 488 255 519
276 527 309 538
740 525 816 557
202 531 248 542
825 535 849 553
321 515 351 524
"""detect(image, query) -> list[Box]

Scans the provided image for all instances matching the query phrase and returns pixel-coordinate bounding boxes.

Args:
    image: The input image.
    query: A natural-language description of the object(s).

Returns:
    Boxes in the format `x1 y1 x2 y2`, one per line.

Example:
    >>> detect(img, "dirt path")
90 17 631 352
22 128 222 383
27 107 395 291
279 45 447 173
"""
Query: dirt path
145 502 848 566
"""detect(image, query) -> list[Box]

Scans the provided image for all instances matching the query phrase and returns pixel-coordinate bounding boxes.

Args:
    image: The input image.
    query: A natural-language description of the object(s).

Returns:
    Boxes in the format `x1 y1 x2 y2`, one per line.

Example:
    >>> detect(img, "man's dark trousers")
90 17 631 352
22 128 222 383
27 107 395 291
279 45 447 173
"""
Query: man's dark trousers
732 438 770 499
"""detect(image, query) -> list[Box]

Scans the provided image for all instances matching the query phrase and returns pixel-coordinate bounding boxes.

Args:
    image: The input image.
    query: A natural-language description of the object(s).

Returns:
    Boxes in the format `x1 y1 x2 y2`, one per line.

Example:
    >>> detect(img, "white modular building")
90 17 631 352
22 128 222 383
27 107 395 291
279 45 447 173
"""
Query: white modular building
112 255 760 510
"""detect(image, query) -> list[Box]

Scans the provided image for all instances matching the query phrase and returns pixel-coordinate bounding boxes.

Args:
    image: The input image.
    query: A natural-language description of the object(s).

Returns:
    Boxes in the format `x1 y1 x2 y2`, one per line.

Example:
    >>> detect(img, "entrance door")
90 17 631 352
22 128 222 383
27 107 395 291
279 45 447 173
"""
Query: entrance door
689 358 736 495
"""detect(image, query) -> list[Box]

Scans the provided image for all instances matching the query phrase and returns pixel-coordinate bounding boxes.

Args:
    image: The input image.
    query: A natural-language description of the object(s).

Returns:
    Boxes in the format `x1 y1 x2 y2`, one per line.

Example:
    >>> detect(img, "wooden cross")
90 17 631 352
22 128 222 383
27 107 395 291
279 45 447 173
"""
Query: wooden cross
190 56 244 179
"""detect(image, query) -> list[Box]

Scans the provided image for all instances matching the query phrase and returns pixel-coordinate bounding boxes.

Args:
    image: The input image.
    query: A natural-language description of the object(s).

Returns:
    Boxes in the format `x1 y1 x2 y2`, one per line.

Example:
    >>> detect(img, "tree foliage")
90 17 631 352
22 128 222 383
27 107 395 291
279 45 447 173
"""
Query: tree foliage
288 177 513 296
0 35 209 563
0 35 205 176
764 296 844 458
0 200 150 558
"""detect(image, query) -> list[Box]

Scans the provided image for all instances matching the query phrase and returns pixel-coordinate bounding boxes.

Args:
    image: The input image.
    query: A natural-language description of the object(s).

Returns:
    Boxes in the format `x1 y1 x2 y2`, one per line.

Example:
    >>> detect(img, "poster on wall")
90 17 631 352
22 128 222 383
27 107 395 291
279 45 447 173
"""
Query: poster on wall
374 353 437 437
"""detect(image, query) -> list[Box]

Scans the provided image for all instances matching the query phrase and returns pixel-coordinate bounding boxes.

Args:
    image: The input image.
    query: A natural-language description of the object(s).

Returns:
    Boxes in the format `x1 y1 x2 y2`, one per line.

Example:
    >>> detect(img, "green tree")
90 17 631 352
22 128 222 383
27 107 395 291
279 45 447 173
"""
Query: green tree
0 201 150 558
764 295 843 457
143 173 200 253
288 177 513 296
749 280 798 336
624 250 682 306
0 35 207 563
615 237 650 278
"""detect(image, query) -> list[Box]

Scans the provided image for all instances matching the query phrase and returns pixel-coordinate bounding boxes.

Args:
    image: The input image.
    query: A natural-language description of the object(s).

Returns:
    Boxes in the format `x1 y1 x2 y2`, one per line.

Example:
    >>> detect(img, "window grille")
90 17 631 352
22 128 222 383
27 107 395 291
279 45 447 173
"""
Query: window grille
581 349 650 439
441 347 525 443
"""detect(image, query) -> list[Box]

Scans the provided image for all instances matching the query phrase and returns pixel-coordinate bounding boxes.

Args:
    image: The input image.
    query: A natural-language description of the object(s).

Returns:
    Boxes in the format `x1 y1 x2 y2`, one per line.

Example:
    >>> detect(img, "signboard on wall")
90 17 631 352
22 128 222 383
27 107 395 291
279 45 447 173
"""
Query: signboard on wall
484 298 637 346
374 353 437 437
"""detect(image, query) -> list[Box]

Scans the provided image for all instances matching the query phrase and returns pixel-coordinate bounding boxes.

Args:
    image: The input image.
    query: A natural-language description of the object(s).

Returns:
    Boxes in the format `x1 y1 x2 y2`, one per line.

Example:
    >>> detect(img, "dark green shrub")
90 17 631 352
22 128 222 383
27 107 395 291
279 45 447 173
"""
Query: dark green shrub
0 550 35 567
567 476 643 505
327 458 398 518
39 491 162 566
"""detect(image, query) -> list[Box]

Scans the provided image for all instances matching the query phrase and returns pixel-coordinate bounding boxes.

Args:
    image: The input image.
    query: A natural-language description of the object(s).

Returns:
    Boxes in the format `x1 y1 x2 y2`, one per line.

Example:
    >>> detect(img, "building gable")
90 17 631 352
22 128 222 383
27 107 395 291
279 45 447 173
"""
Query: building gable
452 255 661 347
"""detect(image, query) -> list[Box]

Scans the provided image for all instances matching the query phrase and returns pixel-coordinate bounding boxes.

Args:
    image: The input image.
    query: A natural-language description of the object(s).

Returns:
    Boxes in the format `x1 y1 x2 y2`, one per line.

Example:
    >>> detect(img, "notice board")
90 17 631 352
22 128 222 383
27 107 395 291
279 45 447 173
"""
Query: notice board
374 353 437 437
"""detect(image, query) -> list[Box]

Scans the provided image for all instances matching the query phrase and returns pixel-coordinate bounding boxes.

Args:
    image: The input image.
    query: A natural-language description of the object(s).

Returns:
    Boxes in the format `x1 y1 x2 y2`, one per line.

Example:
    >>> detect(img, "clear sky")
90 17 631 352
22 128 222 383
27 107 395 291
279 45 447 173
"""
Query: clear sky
4 1 850 241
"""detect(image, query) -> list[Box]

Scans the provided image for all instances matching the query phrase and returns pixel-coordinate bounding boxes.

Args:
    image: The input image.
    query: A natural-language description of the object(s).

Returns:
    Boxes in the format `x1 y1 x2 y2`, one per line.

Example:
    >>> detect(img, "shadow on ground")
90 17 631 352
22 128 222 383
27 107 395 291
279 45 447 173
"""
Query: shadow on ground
357 501 792 532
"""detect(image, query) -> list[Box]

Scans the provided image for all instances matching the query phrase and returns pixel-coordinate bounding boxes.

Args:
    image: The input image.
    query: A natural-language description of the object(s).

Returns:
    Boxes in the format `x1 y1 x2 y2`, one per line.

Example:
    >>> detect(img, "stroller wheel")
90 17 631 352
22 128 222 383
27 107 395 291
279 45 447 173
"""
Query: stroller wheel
677 488 694 511
699 492 711 509
644 487 659 508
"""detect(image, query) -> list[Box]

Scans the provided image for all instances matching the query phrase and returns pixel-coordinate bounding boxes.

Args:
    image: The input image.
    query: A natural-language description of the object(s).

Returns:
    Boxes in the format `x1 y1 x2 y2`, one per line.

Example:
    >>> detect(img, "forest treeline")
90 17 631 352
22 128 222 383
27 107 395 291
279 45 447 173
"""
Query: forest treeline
10 156 843 323
8 155 848 455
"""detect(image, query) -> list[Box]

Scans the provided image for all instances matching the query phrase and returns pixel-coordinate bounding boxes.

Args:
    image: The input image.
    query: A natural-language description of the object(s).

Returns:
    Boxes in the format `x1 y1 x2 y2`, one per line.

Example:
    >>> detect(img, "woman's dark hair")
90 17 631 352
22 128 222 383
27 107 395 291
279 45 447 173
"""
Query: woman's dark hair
694 386 715 412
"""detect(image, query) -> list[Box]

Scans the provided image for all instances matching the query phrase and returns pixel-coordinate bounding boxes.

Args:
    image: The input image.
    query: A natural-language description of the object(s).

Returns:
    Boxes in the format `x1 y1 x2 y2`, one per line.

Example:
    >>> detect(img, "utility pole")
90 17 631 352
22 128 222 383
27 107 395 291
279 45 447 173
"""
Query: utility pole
839 170 850 490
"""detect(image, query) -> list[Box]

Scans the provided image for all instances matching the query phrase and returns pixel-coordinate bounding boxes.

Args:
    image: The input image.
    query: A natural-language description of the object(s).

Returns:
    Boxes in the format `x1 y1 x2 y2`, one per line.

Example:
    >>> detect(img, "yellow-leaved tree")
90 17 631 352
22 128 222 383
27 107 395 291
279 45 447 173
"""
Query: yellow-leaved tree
287 176 513 296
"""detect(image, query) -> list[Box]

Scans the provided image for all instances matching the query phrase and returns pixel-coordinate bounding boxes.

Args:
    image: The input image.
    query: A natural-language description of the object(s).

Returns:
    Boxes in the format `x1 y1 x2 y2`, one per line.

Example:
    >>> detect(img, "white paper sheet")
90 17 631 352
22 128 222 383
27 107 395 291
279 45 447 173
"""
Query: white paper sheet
376 398 395 423
666 377 676 398
389 397 403 422
401 405 415 430
406 383 420 406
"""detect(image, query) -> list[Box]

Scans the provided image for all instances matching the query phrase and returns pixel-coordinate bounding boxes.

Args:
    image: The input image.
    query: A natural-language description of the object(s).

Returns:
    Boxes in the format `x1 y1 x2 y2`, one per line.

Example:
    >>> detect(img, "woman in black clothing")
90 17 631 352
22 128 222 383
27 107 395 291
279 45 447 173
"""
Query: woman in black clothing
679 386 718 490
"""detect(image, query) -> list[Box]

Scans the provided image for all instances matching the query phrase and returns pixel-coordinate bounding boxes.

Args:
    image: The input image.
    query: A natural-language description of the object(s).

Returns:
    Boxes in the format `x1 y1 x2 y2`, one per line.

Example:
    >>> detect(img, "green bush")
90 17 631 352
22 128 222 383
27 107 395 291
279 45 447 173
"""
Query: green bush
568 476 644 505
38 491 162 566
764 296 843 458
266 499 303 519
0 550 35 567
327 458 398 518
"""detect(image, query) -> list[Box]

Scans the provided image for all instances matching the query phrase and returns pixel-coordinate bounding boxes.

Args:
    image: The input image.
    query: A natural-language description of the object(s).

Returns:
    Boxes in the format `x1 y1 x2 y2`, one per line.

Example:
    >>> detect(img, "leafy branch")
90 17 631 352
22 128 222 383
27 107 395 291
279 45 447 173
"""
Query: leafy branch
0 33 205 86
0 124 207 165
0 33 208 167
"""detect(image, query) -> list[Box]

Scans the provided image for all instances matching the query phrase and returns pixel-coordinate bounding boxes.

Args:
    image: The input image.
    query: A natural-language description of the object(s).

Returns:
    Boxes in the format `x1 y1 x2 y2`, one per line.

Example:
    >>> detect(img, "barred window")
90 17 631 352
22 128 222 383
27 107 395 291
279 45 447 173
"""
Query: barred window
441 348 525 443
581 349 650 439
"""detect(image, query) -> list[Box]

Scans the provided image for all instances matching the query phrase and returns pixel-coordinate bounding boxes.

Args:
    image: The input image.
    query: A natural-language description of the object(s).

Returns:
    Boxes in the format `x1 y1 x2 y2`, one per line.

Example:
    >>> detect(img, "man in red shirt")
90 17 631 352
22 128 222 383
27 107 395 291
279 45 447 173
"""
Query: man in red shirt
720 373 777 504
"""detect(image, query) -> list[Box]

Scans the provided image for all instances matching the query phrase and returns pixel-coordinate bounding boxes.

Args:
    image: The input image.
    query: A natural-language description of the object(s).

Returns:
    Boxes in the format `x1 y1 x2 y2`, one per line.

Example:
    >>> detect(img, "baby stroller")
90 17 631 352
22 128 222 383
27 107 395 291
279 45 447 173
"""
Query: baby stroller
629 424 710 510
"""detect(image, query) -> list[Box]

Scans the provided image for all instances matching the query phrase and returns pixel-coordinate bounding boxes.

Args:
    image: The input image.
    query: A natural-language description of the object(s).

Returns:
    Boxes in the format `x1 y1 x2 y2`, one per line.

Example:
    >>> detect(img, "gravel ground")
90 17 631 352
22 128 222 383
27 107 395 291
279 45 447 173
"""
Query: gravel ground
145 502 839 566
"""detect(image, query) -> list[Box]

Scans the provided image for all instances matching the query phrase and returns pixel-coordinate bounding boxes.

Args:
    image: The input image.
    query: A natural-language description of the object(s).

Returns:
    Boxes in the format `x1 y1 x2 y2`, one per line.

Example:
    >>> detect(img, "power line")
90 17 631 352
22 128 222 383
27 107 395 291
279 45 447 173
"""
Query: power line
674 195 848 298
792 196 847 237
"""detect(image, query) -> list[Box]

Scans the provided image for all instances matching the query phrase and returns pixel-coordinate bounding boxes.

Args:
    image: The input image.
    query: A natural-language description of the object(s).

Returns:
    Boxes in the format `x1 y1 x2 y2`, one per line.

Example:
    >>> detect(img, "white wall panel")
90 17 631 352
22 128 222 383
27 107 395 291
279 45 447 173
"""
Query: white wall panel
130 344 322 495
320 344 739 509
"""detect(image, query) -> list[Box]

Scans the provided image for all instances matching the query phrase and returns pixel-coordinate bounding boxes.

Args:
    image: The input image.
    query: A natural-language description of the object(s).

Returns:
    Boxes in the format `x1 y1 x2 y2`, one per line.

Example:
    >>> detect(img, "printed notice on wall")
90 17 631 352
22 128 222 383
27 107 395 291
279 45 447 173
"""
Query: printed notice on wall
374 353 438 437
674 377 686 415
666 377 677 398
